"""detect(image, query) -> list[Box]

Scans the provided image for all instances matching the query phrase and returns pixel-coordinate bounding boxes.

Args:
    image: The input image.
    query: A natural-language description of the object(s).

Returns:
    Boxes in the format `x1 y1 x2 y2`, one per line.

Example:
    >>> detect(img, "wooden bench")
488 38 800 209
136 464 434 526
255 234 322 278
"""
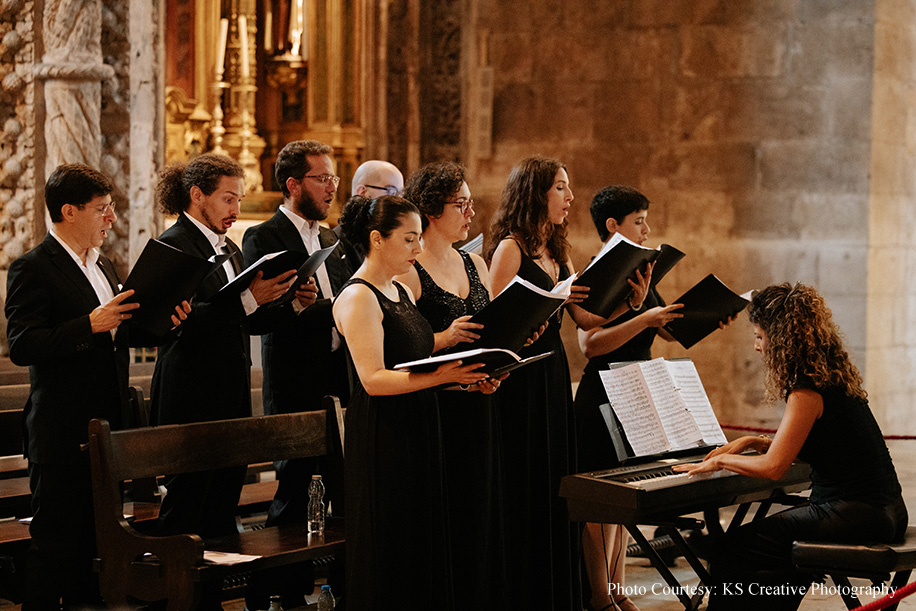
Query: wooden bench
793 526 916 610
88 403 345 610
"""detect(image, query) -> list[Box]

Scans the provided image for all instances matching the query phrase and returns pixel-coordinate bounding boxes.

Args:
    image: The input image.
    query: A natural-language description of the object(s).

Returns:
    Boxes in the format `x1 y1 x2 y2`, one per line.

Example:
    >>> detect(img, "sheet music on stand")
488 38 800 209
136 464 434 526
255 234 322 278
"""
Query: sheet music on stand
598 358 727 457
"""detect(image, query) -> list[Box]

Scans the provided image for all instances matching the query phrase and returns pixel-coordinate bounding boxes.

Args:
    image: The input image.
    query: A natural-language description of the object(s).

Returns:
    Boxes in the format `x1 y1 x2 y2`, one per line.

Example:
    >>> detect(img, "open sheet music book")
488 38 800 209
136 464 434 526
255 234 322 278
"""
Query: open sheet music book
576 233 685 317
598 358 727 458
394 347 554 377
270 241 340 307
443 274 575 354
217 250 307 296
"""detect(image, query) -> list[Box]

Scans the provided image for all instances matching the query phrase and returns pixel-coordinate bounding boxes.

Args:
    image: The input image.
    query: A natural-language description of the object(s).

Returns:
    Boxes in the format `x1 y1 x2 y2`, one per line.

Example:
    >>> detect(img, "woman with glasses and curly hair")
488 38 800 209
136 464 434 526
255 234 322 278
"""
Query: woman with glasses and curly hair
396 161 509 608
676 282 907 610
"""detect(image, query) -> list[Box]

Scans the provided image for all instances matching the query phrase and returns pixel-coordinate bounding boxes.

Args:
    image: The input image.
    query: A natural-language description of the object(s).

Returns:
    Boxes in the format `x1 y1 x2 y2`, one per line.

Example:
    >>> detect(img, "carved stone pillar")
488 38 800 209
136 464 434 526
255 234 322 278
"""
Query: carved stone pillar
129 0 163 266
35 0 114 175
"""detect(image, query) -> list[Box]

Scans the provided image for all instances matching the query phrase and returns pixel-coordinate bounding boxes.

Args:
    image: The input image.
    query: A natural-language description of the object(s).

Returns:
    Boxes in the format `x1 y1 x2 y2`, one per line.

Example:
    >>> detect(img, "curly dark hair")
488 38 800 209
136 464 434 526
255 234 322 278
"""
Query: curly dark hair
484 156 569 264
402 161 466 231
749 282 866 401
155 154 244 215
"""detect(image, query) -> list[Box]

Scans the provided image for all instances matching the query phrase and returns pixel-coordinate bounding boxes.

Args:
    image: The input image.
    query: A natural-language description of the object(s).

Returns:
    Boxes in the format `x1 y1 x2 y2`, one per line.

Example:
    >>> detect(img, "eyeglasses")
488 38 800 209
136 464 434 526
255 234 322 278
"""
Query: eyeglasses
305 174 341 187
446 198 474 215
91 202 116 216
364 184 401 196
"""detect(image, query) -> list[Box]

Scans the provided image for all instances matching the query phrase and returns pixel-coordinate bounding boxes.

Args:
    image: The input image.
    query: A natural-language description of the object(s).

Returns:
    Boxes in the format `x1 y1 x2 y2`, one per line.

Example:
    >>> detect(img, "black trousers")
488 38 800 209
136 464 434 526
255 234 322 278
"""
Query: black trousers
706 495 908 611
24 458 102 611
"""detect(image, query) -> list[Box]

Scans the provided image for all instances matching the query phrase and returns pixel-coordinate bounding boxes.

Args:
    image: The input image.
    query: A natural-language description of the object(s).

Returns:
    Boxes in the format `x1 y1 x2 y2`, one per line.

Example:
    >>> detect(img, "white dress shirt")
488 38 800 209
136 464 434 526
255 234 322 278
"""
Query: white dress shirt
278 206 340 350
182 212 258 316
50 227 116 338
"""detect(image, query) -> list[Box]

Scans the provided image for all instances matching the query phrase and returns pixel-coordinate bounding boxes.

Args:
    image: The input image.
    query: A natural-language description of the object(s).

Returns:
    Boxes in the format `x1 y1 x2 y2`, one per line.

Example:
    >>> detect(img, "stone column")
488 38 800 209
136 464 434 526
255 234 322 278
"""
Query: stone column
34 0 113 176
129 0 163 265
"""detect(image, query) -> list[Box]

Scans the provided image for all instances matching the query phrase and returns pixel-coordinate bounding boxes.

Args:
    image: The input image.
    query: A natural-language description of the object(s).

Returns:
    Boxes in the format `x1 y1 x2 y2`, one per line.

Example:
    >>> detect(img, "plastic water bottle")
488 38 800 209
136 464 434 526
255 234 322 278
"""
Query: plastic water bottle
317 585 335 610
308 474 326 534
267 595 283 611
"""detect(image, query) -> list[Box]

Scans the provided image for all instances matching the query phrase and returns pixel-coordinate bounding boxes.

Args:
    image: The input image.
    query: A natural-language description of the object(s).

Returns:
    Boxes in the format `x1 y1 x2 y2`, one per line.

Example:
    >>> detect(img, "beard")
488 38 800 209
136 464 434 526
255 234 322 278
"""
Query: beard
295 190 328 221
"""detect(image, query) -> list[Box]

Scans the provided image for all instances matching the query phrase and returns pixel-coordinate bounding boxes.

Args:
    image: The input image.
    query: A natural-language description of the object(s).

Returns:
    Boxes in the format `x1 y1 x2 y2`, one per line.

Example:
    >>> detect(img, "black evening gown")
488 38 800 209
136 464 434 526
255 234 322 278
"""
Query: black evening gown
574 286 663 472
497 250 581 610
341 279 453 611
414 253 510 609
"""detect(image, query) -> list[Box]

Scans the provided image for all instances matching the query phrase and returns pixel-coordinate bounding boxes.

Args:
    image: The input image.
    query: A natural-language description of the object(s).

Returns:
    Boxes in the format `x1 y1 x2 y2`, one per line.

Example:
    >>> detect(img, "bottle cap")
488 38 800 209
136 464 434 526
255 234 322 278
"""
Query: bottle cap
312 474 322 480
321 585 331 591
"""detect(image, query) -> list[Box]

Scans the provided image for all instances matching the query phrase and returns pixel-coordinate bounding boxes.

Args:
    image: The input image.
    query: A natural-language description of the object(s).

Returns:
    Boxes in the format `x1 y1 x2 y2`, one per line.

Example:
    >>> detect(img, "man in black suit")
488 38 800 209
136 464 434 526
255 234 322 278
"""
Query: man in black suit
242 141 351 608
149 154 294 550
5 164 189 610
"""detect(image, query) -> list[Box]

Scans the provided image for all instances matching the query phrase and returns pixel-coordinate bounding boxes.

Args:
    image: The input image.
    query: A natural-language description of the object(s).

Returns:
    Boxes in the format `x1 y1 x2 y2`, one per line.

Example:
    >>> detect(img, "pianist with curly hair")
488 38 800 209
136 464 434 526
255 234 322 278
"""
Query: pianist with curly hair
675 282 907 610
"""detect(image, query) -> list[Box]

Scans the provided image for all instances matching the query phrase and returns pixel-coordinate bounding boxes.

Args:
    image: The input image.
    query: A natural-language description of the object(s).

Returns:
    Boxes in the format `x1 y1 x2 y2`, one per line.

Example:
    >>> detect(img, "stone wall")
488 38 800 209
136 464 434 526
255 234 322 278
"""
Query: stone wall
866 0 916 432
467 1 885 430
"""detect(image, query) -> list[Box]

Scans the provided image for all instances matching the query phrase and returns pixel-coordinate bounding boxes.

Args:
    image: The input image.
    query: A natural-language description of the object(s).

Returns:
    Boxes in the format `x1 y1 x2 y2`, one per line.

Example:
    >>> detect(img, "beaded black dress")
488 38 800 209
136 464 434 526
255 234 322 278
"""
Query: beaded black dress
341 279 453 611
414 252 509 609
497 248 581 610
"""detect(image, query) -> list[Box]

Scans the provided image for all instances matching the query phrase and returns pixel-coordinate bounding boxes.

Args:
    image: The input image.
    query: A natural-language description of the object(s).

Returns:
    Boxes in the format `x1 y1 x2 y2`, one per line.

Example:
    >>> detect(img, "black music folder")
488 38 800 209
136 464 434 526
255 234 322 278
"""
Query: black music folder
217 249 307 296
444 275 574 354
576 234 684 318
395 347 554 378
270 241 340 307
121 239 229 336
663 274 750 349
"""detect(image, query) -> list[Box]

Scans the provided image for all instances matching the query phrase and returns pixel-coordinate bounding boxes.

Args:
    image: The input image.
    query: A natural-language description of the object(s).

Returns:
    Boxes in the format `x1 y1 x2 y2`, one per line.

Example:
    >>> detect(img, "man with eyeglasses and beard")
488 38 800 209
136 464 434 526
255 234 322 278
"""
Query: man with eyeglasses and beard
242 140 352 609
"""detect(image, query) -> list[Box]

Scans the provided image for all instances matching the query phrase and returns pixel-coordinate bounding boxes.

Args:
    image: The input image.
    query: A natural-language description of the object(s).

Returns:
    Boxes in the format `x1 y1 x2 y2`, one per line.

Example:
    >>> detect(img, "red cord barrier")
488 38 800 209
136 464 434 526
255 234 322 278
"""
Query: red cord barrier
851 578 916 611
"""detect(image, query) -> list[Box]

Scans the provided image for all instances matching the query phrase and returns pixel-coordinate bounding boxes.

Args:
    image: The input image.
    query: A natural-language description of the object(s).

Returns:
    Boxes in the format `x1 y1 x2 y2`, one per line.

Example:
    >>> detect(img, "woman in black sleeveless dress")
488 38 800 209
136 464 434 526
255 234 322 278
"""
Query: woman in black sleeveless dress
485 158 650 610
333 196 491 610
397 162 509 608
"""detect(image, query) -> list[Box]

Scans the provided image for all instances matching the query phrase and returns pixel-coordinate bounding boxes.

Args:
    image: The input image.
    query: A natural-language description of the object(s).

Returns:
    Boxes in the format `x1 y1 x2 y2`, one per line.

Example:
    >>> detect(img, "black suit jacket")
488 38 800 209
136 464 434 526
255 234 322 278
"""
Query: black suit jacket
243 209 351 413
150 214 252 425
5 234 129 464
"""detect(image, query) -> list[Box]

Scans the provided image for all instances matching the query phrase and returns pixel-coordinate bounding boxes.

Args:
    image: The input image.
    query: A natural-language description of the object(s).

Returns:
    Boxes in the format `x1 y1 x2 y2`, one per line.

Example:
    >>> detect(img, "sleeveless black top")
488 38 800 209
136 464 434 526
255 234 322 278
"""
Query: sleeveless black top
414 251 490 333
339 278 435 368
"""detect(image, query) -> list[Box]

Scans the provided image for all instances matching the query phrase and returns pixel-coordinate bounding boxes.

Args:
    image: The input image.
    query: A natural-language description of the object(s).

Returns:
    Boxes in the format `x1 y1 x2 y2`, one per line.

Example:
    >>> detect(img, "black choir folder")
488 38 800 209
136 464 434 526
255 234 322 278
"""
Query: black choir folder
269 241 340 307
663 274 750 349
598 358 728 459
444 274 575 354
218 250 308 296
120 239 231 337
576 233 685 318
394 347 554 377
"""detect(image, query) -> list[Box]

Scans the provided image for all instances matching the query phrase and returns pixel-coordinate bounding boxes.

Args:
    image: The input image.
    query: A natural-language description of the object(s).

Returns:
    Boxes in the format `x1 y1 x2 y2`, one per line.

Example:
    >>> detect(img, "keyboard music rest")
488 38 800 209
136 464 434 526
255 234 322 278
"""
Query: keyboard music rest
559 460 812 525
